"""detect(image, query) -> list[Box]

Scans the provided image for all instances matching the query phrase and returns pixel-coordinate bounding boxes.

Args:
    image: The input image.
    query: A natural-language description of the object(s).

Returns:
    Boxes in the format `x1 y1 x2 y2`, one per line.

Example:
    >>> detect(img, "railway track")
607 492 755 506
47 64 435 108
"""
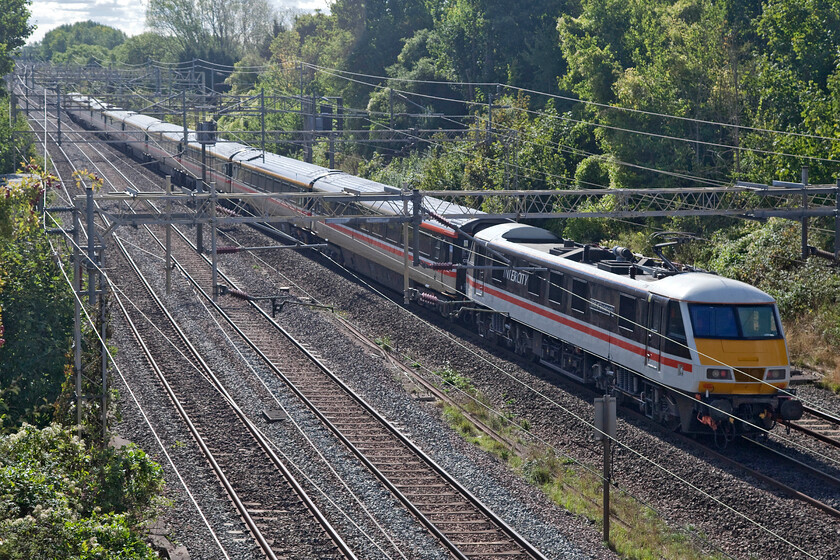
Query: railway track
20 91 354 559
782 406 840 449
111 233 353 559
142 219 549 560
26 87 551 559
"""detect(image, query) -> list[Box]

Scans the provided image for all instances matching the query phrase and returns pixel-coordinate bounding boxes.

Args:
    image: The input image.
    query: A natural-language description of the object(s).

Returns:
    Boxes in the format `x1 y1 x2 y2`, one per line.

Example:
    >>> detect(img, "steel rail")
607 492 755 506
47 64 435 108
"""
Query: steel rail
153 223 548 560
28 99 355 560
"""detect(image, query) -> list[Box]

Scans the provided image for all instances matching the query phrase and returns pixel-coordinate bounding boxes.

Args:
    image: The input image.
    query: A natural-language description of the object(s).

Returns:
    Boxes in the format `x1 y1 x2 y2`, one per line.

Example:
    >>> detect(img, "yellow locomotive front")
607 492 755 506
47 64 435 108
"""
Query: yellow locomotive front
687 301 803 432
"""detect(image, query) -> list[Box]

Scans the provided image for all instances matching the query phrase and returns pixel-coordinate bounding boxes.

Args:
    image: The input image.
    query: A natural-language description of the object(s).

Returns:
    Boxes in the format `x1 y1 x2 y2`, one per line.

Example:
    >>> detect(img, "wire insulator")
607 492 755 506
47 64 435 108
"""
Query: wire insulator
216 205 237 216
419 292 440 305
427 210 455 230
429 262 454 271
226 288 251 300
216 246 239 254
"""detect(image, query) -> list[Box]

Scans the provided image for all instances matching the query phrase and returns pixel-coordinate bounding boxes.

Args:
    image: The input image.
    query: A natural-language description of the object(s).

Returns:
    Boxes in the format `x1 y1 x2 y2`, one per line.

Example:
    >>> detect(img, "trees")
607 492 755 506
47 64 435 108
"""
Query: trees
113 32 179 65
429 0 570 94
0 0 33 88
0 166 72 431
39 21 127 62
146 0 275 60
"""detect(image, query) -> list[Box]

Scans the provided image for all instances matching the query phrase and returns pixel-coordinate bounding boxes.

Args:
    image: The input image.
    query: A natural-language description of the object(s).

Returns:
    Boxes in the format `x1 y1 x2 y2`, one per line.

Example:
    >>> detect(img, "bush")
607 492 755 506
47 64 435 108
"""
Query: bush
0 424 163 559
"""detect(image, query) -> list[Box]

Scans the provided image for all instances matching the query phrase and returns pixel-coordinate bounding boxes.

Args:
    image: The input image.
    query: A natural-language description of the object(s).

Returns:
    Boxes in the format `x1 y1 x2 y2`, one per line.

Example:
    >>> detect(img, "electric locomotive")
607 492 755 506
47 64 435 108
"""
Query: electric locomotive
64 94 804 435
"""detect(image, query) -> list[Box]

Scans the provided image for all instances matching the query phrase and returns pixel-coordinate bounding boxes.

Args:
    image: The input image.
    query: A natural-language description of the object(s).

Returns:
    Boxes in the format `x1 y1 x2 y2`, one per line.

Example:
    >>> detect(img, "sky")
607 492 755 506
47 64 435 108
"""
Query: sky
27 0 331 43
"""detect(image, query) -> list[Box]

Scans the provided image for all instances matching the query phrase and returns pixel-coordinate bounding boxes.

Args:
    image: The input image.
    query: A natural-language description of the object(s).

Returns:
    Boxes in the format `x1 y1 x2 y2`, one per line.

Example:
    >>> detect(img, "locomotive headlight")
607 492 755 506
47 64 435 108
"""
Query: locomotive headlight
706 368 732 380
765 368 787 381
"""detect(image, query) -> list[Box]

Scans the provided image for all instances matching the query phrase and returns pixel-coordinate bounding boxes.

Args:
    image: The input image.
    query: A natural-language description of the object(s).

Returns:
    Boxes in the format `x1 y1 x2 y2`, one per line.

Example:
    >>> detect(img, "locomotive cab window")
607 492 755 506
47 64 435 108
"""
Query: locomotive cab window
689 304 780 340
571 278 588 313
618 295 636 332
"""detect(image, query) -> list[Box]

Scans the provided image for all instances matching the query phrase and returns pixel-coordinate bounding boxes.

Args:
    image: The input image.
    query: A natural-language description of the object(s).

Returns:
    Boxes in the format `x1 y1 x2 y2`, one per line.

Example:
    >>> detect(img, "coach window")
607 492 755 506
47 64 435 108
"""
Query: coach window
433 238 446 261
619 295 636 332
571 278 588 313
382 223 396 244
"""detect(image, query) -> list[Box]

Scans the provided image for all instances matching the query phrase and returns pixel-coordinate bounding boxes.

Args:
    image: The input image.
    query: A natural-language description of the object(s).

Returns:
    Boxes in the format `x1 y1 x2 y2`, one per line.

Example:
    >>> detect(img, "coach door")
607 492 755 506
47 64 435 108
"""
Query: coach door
645 295 667 370
473 246 485 297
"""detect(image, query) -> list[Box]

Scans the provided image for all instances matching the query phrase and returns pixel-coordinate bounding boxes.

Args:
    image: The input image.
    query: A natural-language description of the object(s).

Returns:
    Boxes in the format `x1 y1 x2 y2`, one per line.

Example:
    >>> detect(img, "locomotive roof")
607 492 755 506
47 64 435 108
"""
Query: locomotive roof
477 223 776 304
649 273 776 304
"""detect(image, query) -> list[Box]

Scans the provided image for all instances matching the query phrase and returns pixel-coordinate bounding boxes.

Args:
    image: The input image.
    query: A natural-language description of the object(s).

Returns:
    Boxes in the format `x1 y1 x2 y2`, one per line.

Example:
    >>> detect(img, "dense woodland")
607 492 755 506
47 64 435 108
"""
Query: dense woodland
1 1 839 556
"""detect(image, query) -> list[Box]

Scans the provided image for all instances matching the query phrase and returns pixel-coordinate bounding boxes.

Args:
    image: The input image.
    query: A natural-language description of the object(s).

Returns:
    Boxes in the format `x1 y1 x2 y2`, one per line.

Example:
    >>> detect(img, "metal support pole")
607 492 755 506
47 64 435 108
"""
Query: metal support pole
43 88 48 173
56 85 61 146
86 186 96 304
594 395 616 545
260 88 266 162
403 193 410 304
389 88 394 129
100 278 108 443
10 89 17 122
412 189 422 267
329 132 335 169
165 175 172 295
835 178 840 260
211 181 218 302
299 62 304 109
198 143 206 253
182 89 188 151
603 428 611 543
73 208 83 436
24 68 29 116
486 93 492 144
801 167 809 260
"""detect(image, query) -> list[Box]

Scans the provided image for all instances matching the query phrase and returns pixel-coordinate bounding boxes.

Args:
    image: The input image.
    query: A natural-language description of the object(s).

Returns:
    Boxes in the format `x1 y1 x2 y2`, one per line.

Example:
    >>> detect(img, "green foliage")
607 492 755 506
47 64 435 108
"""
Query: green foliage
0 165 73 431
0 0 33 86
112 32 179 65
436 365 475 394
0 96 35 175
0 424 162 559
52 44 114 66
39 20 127 62
708 219 840 318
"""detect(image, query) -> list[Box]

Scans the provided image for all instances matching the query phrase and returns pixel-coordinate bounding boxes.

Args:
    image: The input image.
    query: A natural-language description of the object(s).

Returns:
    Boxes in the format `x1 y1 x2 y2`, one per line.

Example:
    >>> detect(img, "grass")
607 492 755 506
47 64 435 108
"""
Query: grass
435 371 724 560
786 314 840 393
374 335 393 352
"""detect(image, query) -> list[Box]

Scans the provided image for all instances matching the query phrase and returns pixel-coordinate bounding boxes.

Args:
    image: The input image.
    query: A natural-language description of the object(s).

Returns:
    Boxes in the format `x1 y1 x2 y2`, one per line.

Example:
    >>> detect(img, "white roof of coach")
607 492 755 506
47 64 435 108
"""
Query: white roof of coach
123 114 160 131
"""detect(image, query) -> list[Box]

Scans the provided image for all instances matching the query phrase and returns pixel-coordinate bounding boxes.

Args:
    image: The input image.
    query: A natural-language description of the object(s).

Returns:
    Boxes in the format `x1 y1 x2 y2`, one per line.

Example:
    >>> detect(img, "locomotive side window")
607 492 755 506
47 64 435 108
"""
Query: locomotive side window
527 270 542 297
491 260 504 283
667 301 687 342
548 272 564 306
618 295 636 332
571 278 588 313
473 247 484 268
